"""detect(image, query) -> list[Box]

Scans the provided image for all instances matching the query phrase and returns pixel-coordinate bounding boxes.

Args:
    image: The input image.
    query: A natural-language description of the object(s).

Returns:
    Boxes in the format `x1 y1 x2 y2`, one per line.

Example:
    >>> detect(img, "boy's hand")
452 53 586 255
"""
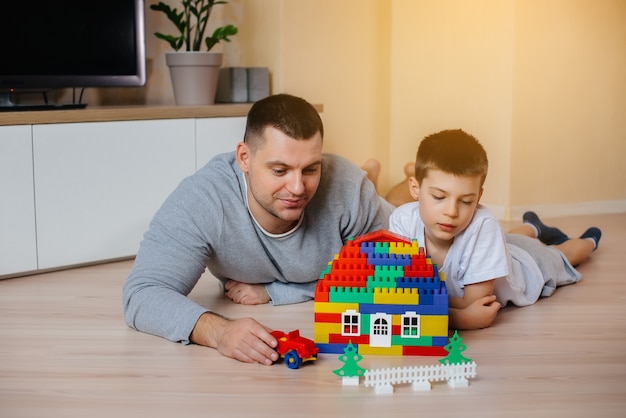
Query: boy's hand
224 280 271 305
466 295 501 326
450 294 501 330
190 312 279 365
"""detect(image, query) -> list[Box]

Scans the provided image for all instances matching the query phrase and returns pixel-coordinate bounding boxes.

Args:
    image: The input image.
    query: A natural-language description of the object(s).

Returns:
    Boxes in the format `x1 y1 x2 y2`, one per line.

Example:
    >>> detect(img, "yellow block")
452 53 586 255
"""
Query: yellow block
358 344 403 356
420 315 448 336
372 288 419 305
389 241 420 255
314 301 359 313
313 322 341 343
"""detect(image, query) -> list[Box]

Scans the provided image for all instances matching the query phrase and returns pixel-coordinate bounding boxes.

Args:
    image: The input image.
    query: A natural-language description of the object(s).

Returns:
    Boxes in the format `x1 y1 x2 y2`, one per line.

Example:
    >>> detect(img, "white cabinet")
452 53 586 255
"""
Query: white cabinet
0 113 248 277
32 119 197 269
195 117 246 169
0 126 38 275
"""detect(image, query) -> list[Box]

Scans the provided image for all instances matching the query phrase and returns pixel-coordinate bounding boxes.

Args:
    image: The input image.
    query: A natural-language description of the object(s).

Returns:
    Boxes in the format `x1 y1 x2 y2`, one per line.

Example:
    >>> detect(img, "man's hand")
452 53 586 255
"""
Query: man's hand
224 280 271 305
190 312 279 365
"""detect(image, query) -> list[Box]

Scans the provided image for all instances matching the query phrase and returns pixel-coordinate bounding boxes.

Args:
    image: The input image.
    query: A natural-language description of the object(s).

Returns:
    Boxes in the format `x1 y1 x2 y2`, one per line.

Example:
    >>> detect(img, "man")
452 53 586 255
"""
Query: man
123 94 394 365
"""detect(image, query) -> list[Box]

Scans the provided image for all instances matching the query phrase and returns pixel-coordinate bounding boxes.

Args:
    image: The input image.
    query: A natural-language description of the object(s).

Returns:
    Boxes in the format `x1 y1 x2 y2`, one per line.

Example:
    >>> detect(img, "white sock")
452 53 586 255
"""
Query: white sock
584 237 598 250
524 222 539 238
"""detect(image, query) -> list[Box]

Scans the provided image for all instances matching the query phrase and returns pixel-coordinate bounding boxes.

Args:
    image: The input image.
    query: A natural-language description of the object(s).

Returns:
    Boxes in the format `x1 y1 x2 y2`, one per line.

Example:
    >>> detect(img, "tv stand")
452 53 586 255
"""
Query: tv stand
0 103 87 112
0 92 86 112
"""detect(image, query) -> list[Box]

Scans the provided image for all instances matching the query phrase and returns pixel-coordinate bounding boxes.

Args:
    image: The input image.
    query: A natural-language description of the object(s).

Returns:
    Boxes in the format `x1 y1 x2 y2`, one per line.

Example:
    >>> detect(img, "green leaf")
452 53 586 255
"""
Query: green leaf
151 0 237 51
205 24 238 50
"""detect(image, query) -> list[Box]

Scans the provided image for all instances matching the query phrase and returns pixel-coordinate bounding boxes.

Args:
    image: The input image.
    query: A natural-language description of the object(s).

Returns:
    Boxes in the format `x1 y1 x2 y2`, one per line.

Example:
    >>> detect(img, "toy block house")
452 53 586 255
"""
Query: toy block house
314 230 449 356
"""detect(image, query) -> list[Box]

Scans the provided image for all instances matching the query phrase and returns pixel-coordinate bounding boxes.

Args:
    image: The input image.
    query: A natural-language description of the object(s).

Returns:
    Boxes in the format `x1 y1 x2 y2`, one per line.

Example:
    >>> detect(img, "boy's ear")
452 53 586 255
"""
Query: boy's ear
478 187 484 203
408 177 420 200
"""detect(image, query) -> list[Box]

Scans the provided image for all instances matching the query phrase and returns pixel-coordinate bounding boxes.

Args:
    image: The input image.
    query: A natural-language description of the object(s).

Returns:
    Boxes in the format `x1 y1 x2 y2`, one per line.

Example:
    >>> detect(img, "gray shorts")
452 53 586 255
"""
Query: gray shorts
505 233 582 298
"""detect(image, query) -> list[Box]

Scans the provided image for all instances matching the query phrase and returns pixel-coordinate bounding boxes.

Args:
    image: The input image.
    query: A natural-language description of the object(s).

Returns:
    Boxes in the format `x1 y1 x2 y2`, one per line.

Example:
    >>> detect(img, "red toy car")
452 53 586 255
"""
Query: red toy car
271 329 319 369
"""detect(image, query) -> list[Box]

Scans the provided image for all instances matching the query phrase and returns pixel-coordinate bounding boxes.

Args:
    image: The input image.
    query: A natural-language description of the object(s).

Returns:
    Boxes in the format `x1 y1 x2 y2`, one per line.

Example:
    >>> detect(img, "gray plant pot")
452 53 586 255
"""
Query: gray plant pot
166 52 223 106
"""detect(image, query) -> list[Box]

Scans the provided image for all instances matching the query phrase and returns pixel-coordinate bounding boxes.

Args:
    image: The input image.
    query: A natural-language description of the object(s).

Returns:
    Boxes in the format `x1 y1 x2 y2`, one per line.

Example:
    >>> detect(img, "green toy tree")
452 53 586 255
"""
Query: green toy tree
439 330 472 365
333 341 366 378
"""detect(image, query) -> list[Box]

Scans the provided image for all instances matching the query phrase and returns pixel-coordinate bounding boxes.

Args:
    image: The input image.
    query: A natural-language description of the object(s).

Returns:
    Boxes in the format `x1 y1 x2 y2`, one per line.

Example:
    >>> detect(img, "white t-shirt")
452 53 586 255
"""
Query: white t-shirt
389 202 544 307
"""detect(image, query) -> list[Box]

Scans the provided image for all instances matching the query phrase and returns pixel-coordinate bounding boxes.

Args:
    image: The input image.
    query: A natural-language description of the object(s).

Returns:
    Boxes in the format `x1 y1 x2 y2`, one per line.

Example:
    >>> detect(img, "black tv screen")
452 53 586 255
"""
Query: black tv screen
0 0 146 108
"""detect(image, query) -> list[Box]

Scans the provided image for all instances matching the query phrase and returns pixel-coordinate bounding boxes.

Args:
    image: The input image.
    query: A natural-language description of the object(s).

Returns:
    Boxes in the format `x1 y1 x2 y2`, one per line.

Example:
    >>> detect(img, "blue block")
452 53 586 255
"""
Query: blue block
402 304 448 315
359 303 407 315
418 289 434 305
360 242 376 258
396 277 441 290
432 336 449 346
367 254 392 266
316 343 350 354
433 281 449 305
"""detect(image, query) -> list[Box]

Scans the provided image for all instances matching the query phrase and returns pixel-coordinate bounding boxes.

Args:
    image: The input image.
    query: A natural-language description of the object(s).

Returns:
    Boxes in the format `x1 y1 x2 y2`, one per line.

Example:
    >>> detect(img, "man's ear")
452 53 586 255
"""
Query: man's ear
408 177 420 200
235 142 250 173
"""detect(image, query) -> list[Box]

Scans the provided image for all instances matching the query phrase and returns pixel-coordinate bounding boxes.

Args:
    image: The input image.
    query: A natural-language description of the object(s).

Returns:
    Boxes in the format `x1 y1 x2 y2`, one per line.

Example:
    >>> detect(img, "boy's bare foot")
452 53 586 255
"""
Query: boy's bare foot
385 179 413 207
362 159 415 207
362 158 381 190
385 161 415 207
404 162 414 177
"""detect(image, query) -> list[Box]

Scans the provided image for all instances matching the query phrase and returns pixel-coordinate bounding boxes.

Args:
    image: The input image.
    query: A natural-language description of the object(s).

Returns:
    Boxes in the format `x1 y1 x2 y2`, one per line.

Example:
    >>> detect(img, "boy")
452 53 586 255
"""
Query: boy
388 129 601 329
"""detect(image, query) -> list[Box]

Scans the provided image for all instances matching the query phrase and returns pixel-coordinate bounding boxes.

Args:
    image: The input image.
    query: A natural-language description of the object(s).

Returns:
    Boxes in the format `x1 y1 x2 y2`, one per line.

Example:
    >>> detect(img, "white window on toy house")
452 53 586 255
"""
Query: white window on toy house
341 309 361 336
401 311 421 338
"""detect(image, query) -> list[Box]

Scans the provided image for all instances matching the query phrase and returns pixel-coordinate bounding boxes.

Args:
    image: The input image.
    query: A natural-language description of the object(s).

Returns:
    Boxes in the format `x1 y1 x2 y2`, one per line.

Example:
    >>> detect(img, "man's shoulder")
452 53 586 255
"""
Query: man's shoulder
322 152 355 167
321 153 364 180
178 151 240 196
196 151 237 172
314 153 374 208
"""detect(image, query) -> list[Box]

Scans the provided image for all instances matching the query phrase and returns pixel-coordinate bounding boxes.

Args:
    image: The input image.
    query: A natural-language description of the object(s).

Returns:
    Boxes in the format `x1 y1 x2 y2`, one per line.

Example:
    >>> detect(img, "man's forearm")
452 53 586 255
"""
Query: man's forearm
190 312 227 347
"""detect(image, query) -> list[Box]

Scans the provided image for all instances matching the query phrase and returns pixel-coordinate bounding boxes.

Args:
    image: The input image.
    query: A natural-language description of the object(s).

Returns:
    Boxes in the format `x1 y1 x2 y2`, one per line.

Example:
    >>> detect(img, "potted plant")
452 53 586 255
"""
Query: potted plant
150 0 238 105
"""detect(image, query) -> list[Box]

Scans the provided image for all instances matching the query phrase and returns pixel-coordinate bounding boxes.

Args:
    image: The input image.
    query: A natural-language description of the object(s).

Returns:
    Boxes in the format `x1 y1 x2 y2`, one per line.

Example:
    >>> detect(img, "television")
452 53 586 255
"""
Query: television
0 0 146 111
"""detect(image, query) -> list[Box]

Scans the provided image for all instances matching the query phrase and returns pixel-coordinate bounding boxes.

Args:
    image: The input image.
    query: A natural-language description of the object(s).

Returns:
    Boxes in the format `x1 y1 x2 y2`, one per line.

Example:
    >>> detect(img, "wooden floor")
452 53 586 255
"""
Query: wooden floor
1 213 625 418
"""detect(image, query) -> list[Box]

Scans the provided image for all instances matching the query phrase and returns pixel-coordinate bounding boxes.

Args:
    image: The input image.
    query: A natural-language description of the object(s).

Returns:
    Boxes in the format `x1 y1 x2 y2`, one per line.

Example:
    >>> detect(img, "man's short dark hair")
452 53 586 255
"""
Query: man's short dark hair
244 94 324 149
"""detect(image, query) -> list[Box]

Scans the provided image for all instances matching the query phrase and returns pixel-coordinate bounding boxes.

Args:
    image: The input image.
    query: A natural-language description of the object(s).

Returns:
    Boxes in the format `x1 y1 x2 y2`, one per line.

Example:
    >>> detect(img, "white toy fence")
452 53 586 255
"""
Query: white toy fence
363 361 477 394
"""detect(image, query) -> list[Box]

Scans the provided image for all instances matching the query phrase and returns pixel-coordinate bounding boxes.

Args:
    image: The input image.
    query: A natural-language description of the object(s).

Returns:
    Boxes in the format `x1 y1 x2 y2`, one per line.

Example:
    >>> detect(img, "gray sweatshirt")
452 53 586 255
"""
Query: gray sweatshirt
122 152 393 343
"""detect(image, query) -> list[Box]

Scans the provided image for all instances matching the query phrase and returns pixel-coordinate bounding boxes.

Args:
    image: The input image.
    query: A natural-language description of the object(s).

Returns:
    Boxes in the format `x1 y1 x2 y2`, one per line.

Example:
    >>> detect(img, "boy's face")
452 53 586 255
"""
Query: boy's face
409 169 483 246
236 126 323 235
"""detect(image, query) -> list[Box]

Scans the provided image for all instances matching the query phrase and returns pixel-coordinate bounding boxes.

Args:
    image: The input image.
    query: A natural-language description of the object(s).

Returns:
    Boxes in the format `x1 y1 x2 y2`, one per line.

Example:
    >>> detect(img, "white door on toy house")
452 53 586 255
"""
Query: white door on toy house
370 313 392 347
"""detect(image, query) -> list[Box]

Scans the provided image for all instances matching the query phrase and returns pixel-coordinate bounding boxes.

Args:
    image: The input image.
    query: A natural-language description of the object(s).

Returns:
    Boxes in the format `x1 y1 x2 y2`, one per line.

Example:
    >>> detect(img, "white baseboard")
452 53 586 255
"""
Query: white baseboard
483 199 626 221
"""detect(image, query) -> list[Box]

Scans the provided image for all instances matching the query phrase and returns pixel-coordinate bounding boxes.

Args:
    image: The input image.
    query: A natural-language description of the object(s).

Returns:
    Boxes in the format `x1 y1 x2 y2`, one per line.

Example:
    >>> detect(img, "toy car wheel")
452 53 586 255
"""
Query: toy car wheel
284 350 301 369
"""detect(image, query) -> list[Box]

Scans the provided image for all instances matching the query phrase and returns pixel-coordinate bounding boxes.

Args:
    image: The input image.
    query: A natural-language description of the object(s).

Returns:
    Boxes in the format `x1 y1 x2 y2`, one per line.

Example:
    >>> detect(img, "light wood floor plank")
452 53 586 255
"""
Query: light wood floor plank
1 214 625 417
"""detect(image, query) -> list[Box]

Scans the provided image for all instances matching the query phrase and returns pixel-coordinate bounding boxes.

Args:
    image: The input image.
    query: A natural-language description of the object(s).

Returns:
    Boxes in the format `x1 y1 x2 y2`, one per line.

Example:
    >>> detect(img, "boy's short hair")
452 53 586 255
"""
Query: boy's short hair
414 129 488 186
244 94 324 151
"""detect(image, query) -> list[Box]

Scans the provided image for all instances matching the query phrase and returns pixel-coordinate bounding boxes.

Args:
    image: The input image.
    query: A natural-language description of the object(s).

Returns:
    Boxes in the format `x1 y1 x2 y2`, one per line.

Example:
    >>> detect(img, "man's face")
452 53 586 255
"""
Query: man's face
236 126 323 234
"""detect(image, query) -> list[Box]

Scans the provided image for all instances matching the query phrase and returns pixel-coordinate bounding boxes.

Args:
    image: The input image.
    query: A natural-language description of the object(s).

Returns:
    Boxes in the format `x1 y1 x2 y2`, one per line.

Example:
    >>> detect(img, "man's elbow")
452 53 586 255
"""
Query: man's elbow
121 281 140 329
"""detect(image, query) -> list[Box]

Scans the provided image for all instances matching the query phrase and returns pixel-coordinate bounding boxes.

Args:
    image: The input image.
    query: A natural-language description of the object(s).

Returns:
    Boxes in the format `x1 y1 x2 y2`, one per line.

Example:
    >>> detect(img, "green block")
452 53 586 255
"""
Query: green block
391 335 434 347
373 266 404 281
360 314 371 335
329 286 374 304
319 262 332 279
367 275 398 289
374 242 389 254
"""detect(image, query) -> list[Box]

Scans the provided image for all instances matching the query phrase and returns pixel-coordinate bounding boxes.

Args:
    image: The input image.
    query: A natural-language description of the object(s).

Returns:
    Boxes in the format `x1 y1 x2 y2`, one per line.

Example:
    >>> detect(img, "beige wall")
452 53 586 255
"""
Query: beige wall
388 0 626 218
510 0 626 215
389 0 516 214
124 0 626 218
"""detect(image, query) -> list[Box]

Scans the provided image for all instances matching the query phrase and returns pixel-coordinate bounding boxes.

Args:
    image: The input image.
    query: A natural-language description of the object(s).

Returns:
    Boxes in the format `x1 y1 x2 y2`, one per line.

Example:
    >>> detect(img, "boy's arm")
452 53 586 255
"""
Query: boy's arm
448 279 501 330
